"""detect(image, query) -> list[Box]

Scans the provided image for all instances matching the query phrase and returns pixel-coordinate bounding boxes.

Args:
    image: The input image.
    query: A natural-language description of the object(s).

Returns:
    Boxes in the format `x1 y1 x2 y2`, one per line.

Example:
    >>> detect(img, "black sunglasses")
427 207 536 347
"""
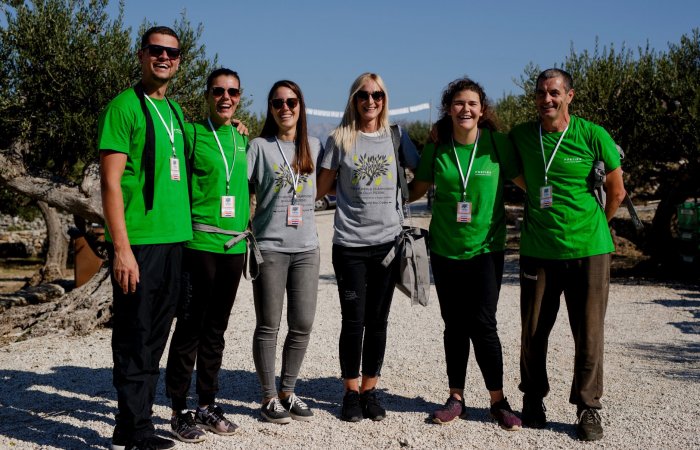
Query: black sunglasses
142 44 181 59
270 98 299 109
355 90 385 101
211 87 241 97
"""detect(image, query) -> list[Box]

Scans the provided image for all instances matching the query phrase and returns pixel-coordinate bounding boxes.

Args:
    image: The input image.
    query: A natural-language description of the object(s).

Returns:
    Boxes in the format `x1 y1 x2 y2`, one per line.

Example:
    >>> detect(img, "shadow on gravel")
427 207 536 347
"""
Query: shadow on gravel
652 289 700 335
629 342 700 380
0 366 118 448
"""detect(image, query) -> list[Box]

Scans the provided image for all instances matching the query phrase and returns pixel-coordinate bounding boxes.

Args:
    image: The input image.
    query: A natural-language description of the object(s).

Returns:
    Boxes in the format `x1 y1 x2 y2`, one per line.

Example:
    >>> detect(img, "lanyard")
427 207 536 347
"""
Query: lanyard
208 118 237 194
452 130 479 202
538 123 569 185
144 95 176 157
275 137 300 204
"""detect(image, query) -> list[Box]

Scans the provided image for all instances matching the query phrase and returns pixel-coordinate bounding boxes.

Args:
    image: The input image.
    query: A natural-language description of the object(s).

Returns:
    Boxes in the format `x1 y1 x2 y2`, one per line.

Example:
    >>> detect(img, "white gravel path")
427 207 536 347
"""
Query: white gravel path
0 207 698 449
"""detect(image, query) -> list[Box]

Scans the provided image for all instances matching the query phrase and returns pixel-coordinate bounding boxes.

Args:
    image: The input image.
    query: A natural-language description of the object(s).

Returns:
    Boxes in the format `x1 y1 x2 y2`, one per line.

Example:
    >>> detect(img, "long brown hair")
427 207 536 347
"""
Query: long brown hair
436 77 498 145
260 80 314 175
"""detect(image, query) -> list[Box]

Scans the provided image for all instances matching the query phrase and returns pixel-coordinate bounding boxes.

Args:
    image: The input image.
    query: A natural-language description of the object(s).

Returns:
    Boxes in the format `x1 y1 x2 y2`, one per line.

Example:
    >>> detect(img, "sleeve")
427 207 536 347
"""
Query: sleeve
321 135 340 170
183 122 195 160
97 103 133 154
414 142 436 182
398 125 420 169
246 139 260 183
591 125 621 172
492 131 520 180
315 138 326 168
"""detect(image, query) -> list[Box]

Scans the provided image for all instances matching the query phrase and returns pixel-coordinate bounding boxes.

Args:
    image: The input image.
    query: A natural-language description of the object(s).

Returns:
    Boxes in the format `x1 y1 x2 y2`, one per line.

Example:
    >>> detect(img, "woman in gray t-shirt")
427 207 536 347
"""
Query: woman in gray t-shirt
317 72 419 422
248 80 321 424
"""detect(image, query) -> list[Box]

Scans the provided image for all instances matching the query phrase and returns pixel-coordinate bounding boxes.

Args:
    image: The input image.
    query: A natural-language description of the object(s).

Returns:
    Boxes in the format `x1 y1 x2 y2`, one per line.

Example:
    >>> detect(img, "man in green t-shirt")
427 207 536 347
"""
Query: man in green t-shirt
509 68 626 442
99 26 191 450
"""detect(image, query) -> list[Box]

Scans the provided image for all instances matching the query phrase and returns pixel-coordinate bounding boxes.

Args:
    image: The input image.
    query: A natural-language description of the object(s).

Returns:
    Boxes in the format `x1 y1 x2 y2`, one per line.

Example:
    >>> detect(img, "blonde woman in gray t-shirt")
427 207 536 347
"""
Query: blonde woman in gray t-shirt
248 80 322 424
317 72 419 422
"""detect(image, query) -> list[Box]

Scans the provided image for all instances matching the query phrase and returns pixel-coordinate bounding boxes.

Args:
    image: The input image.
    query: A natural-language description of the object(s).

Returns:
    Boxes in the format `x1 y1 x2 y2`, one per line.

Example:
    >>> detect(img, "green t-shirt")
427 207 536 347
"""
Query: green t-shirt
415 129 519 260
509 115 621 259
97 87 192 245
185 121 249 254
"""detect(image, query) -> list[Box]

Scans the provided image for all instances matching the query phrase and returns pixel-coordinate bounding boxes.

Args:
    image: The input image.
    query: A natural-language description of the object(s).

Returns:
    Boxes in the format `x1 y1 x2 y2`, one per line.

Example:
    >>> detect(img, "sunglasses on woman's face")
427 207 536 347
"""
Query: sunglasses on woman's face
355 90 385 101
142 44 181 59
270 98 299 109
211 87 241 97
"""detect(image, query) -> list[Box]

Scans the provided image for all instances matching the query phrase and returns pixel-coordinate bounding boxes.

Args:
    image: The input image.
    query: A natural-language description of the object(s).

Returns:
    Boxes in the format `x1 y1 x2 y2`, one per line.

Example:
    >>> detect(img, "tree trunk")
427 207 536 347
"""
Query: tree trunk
27 201 69 286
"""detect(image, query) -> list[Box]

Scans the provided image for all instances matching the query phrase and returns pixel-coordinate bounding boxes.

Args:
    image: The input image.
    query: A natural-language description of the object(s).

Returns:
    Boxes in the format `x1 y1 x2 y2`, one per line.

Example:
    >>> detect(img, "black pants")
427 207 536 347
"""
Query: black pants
332 242 397 379
519 254 610 409
110 243 182 441
431 251 505 391
165 248 245 410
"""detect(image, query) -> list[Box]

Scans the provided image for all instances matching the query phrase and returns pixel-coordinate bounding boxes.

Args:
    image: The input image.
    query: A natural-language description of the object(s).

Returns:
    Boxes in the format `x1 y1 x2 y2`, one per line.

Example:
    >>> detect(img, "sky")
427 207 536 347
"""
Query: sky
106 0 700 124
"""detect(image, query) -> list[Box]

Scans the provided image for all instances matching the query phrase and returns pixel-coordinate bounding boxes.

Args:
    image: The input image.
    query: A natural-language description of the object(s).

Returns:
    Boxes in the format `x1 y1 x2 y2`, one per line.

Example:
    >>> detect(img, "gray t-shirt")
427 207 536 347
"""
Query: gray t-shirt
321 126 419 247
247 136 322 252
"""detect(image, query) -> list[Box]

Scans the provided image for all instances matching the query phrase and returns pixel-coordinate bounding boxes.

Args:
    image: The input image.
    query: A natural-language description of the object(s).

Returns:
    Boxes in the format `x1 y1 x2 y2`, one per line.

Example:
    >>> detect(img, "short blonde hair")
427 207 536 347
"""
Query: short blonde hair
330 72 390 152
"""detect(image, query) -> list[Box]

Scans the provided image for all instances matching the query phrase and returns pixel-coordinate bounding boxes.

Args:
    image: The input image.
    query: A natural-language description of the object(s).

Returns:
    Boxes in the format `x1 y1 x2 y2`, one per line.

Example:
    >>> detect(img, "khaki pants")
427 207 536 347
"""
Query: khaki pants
518 254 610 409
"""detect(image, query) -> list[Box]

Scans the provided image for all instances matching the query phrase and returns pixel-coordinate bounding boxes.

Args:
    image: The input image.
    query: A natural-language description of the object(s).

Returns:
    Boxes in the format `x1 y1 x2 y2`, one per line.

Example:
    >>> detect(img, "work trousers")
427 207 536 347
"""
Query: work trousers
110 243 182 441
332 242 397 379
431 251 505 392
165 248 244 410
252 248 320 399
519 254 610 409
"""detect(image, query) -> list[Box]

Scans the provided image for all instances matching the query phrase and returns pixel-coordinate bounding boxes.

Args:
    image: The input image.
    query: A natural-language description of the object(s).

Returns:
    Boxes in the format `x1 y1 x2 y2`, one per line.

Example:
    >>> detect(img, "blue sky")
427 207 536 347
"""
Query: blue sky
107 0 700 123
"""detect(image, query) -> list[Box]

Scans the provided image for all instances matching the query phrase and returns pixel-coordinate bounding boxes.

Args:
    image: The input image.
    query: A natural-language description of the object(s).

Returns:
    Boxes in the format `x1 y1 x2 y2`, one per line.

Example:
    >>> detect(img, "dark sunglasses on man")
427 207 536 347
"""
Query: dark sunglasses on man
211 87 241 97
142 44 181 59
270 98 299 109
355 90 385 101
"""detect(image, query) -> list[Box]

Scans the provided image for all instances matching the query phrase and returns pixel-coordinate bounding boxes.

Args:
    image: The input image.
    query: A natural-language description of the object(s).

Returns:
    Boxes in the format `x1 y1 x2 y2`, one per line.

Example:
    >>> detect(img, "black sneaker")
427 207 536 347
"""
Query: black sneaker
280 393 314 421
360 388 386 421
522 395 547 429
195 404 238 435
489 398 522 431
340 390 363 422
170 410 206 443
261 398 292 424
576 408 604 441
125 435 177 450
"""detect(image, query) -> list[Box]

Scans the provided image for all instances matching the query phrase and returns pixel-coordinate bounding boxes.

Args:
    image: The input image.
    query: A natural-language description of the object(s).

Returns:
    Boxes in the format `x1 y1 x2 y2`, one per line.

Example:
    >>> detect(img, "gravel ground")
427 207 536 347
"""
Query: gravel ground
0 206 698 449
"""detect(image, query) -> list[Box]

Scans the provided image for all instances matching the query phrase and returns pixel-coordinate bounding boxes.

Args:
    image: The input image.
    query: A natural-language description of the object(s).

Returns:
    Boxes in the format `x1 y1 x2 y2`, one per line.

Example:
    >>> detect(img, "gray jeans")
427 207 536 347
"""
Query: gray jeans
252 248 320 399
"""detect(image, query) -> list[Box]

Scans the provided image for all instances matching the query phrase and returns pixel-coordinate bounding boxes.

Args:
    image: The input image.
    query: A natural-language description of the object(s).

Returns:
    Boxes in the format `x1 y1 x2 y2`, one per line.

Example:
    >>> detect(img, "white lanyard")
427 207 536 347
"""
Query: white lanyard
144 95 176 157
275 137 300 204
208 118 237 194
539 123 569 185
452 130 479 201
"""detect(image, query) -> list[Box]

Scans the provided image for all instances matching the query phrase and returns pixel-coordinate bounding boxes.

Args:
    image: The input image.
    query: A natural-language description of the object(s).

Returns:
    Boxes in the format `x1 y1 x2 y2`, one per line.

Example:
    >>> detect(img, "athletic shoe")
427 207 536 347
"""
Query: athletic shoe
489 398 522 431
340 390 363 422
360 388 386 421
432 395 466 424
261 398 292 424
576 408 604 441
522 395 547 429
195 404 238 435
280 393 314 421
125 435 177 450
170 410 206 443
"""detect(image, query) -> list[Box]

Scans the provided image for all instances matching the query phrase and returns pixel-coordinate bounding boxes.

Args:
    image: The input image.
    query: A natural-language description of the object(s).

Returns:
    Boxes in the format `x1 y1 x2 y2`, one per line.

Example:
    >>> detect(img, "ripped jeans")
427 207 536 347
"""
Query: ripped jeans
332 242 397 379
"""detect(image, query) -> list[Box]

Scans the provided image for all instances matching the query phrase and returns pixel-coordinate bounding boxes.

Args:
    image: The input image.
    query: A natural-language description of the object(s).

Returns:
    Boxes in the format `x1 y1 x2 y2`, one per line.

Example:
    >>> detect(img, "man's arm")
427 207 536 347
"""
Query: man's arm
511 174 527 192
604 167 625 222
100 151 139 294
409 180 431 202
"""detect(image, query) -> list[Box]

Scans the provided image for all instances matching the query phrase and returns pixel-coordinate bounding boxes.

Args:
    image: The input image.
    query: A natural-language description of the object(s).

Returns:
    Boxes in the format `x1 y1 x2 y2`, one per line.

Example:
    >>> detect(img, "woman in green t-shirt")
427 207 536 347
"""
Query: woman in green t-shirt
165 68 248 443
410 77 524 430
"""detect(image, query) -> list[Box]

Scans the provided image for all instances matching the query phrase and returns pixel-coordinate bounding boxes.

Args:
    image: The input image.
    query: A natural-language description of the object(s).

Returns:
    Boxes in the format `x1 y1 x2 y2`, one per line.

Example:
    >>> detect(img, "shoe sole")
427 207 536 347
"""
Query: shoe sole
340 414 363 422
290 412 314 422
490 413 522 431
169 429 206 443
199 424 239 435
577 429 604 441
363 413 386 421
261 412 292 424
432 412 467 425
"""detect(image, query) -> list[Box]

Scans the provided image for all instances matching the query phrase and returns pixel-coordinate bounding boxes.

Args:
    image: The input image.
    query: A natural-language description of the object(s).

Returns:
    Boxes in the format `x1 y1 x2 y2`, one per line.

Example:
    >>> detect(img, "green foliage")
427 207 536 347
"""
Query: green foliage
495 30 700 199
398 120 431 153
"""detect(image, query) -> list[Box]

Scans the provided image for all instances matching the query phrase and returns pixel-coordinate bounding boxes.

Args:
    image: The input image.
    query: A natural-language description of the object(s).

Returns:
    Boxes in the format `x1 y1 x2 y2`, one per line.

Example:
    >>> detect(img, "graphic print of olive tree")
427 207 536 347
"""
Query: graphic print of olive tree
352 154 393 186
273 164 310 194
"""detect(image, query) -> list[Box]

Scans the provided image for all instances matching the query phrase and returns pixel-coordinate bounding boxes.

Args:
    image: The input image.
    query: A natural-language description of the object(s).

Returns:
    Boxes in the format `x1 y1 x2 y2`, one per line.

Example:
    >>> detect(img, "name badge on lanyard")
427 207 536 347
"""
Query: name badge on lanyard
539 185 553 208
221 195 235 217
287 204 303 226
170 157 180 181
456 201 472 223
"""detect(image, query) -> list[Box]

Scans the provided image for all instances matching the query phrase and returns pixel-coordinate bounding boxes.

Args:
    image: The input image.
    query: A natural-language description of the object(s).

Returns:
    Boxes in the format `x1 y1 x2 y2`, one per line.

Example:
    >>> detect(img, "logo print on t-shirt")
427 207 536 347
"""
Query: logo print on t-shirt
351 154 394 186
273 164 310 194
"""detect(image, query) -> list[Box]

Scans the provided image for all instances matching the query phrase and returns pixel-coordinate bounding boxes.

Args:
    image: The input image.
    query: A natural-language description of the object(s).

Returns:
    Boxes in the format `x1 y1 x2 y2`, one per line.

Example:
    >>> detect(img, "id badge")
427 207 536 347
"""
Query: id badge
170 157 180 181
287 204 303 226
540 185 553 208
456 201 472 223
221 196 235 218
